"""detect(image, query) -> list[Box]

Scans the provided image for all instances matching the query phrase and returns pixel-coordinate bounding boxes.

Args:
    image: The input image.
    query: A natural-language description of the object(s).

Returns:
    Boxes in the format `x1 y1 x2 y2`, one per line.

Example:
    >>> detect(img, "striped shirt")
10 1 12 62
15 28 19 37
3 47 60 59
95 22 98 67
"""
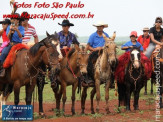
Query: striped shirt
22 24 37 44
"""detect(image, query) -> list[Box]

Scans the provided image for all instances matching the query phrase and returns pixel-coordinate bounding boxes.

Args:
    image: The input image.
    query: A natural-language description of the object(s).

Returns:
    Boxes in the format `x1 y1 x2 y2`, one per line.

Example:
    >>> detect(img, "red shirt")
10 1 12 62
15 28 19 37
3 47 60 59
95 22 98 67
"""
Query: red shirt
137 35 150 50
2 30 9 42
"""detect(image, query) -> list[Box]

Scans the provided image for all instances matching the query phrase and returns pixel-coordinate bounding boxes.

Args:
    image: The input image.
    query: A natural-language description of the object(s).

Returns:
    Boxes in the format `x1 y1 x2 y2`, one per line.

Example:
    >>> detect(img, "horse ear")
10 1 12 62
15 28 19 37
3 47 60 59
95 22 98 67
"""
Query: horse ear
74 44 80 51
46 31 50 37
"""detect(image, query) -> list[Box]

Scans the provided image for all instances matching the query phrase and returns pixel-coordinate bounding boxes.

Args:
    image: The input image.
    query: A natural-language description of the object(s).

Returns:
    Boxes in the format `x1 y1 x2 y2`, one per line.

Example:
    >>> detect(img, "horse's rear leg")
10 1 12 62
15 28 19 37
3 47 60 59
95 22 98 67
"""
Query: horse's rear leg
95 79 100 113
81 87 87 114
90 87 96 114
105 80 111 114
71 82 77 115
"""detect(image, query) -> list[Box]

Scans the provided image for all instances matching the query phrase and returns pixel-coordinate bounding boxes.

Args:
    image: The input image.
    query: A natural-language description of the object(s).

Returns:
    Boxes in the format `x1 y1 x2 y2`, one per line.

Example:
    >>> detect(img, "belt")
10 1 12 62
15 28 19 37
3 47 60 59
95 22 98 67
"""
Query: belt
10 42 20 46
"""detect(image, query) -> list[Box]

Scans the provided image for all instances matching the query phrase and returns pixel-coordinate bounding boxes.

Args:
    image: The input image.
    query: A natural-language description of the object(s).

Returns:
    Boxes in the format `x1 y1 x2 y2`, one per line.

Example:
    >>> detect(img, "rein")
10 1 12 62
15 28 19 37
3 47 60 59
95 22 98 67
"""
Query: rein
25 47 59 85
128 61 142 91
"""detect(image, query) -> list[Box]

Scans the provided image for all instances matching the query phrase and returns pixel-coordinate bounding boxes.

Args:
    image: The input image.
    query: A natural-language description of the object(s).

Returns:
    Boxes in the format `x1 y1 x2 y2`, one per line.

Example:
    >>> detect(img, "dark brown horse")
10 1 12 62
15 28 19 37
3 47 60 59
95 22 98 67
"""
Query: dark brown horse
0 32 60 117
54 45 90 115
118 47 147 111
81 33 117 114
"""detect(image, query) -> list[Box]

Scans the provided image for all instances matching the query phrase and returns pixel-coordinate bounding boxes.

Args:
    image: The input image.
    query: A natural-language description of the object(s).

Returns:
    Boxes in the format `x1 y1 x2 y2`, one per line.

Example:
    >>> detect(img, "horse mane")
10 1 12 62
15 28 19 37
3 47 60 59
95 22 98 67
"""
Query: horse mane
29 38 46 56
67 48 76 58
87 51 99 80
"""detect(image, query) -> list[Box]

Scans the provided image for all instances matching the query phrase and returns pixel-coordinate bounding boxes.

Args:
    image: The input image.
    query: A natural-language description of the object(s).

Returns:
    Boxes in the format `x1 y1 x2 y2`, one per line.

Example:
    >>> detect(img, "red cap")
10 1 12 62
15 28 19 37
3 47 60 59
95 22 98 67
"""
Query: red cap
130 31 137 37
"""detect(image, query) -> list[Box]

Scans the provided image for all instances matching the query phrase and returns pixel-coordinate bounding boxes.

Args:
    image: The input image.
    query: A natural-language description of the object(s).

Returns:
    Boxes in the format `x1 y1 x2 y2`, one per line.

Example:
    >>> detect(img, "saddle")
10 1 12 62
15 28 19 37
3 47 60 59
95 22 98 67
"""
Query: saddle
3 44 29 68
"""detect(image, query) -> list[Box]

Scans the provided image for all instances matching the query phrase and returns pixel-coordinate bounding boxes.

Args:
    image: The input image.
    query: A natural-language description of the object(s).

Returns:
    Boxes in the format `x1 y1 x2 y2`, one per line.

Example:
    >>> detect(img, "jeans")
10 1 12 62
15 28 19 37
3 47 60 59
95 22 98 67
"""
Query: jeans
0 44 12 64
145 43 156 59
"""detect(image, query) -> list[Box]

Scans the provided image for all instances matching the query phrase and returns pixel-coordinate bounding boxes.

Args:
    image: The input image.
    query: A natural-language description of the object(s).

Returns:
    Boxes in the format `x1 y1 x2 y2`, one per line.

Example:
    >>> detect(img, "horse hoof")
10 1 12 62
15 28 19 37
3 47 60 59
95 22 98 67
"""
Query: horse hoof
39 112 46 118
106 110 111 114
150 92 153 95
91 111 95 114
144 92 147 95
96 108 99 113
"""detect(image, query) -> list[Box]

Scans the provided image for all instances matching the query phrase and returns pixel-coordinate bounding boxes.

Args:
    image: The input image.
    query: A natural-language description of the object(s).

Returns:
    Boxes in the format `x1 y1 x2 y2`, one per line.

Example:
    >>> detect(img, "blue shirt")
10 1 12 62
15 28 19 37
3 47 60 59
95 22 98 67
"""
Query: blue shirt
88 31 109 48
6 25 24 43
58 31 79 49
121 40 144 52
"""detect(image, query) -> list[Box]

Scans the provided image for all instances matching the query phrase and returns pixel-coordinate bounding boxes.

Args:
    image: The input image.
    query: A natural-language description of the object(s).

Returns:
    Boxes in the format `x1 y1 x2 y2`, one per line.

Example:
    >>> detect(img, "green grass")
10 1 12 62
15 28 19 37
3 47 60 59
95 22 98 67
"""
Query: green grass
7 80 156 103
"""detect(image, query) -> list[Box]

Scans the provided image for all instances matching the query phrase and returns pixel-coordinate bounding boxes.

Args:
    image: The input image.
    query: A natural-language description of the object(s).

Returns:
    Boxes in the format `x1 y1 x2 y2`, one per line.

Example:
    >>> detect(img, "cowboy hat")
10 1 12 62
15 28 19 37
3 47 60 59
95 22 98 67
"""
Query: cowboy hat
142 27 150 31
0 19 11 24
93 21 108 28
58 19 74 26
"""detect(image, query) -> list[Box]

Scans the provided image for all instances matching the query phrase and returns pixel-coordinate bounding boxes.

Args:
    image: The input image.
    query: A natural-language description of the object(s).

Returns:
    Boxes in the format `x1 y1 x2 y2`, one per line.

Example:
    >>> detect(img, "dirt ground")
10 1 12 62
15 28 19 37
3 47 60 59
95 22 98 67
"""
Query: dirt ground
7 99 162 122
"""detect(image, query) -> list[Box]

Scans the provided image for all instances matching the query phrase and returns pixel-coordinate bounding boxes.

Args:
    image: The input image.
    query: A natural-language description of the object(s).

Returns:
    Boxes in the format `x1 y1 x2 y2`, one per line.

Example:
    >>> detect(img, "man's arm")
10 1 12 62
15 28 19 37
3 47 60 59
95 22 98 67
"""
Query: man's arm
34 36 39 43
0 29 4 36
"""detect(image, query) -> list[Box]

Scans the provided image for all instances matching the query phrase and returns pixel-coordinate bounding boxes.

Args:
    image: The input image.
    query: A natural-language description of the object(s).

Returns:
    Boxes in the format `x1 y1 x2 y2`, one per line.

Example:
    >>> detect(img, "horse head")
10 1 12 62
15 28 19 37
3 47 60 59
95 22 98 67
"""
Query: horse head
130 47 141 69
103 33 117 66
69 44 90 76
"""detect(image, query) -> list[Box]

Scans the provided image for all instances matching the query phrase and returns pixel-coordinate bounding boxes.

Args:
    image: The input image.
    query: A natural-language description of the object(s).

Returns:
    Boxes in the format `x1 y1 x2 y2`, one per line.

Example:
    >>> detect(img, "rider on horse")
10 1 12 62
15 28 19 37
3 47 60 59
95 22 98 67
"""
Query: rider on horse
145 17 163 58
58 19 80 57
0 13 24 77
21 12 39 45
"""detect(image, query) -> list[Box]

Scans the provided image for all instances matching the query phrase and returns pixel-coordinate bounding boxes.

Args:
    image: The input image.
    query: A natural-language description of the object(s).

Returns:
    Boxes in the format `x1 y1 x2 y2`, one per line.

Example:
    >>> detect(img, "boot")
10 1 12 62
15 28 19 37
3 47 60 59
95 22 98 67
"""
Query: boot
0 64 5 77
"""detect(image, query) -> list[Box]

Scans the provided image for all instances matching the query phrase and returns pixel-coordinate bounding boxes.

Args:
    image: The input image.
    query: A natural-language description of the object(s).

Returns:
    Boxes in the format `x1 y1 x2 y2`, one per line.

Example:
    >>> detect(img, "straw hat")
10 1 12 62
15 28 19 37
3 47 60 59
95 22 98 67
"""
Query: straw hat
142 27 149 31
93 21 108 28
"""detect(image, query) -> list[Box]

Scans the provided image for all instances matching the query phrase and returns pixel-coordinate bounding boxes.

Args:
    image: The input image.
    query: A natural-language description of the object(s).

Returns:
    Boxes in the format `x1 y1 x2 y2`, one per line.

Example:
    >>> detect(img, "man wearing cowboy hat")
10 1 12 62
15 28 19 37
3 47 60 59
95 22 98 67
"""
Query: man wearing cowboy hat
21 12 39 45
58 19 79 57
86 21 109 51
137 27 150 51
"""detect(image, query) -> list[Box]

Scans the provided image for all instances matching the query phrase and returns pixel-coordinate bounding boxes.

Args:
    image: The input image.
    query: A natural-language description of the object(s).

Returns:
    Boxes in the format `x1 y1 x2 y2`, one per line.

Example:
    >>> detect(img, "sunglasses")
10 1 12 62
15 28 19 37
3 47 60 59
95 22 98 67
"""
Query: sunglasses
156 21 162 23
143 30 149 32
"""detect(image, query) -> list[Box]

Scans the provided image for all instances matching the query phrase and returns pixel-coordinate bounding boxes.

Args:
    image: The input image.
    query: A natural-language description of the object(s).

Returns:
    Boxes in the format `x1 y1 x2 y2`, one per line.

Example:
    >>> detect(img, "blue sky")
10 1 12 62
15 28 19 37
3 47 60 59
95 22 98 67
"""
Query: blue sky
0 0 162 37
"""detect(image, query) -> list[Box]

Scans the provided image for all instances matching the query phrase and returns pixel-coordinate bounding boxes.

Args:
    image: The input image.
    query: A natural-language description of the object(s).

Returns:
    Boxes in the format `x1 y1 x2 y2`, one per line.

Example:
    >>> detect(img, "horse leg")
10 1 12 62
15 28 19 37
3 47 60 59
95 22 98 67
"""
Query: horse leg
144 80 147 95
62 82 67 113
90 87 96 114
125 84 131 111
71 82 77 115
0 94 2 118
134 89 141 110
81 87 87 114
14 82 21 105
105 80 111 114
95 79 100 113
37 77 45 116
151 78 154 95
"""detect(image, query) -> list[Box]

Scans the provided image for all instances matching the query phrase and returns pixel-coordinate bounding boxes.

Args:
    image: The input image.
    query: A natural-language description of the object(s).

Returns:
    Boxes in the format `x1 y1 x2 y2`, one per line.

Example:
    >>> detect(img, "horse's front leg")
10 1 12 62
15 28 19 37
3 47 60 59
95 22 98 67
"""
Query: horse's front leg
14 81 21 105
125 84 131 111
105 79 111 114
95 79 101 113
71 81 77 115
81 87 88 114
134 89 141 110
25 79 37 105
37 76 45 116
62 81 67 113
90 87 96 114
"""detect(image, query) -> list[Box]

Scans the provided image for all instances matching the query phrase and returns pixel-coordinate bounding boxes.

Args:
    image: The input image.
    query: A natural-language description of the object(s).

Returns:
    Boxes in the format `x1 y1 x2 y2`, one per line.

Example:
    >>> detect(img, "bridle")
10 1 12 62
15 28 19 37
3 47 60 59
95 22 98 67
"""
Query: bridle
129 51 142 91
25 46 60 85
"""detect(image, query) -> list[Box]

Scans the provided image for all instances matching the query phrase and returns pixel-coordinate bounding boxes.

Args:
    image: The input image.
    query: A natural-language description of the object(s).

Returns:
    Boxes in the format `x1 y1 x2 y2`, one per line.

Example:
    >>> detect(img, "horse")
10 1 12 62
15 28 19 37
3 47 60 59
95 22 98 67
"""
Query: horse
53 44 90 115
144 46 163 96
0 32 60 118
81 33 117 114
117 47 148 111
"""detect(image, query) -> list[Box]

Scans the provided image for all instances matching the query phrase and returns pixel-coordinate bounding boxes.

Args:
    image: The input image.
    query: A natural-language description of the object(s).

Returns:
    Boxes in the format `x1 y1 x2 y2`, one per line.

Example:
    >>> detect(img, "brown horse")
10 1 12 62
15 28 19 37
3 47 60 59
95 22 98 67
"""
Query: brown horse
81 33 117 114
54 45 90 115
0 32 60 117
